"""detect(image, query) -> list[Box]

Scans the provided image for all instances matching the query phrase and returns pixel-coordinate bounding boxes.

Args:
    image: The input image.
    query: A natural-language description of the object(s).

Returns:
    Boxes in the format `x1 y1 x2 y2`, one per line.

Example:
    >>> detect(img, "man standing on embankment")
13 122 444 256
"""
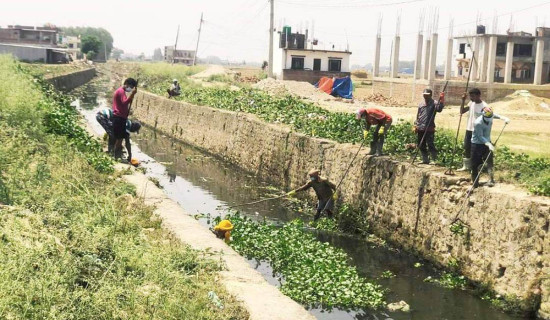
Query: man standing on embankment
471 106 509 188
356 108 393 156
112 78 137 159
414 88 445 164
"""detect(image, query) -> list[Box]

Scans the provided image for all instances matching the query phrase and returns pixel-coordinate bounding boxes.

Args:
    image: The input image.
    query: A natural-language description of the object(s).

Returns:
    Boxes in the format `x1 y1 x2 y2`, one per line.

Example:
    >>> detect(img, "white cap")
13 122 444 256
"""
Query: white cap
173 79 178 83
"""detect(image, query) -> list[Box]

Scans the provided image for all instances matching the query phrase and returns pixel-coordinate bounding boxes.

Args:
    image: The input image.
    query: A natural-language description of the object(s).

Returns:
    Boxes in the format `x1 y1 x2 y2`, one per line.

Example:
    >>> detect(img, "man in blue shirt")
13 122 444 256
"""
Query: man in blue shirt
471 107 510 188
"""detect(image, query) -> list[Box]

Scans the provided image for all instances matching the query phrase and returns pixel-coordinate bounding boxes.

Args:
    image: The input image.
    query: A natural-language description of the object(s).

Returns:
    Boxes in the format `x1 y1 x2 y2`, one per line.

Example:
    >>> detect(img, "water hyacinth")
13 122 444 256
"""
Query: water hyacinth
224 214 385 309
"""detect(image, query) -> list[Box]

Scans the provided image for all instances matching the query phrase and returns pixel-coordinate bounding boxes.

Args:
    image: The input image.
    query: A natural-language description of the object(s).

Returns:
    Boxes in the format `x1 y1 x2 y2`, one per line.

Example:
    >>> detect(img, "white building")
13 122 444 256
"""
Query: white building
272 27 351 83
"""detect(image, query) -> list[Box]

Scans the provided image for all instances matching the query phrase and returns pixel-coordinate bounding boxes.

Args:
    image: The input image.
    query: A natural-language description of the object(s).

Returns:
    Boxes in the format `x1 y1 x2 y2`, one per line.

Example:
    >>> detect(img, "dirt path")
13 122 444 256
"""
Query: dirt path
191 64 228 79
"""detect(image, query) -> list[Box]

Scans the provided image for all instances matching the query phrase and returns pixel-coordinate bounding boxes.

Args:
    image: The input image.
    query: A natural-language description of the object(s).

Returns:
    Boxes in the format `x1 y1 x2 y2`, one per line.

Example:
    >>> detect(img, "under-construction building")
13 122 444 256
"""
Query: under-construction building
164 46 195 66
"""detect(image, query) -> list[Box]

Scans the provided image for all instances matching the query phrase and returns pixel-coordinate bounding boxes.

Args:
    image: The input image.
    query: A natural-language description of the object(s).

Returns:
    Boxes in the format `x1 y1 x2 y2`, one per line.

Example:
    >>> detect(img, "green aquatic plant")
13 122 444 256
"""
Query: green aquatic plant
219 213 386 309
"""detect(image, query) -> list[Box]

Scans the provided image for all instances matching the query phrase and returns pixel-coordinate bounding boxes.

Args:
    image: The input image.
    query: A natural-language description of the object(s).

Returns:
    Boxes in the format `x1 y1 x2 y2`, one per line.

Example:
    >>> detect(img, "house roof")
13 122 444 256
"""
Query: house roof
284 48 352 55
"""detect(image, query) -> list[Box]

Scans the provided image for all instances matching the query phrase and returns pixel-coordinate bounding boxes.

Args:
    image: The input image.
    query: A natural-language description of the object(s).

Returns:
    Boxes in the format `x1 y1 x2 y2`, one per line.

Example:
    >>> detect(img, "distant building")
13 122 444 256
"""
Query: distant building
0 25 58 46
164 46 196 65
59 34 82 60
0 25 69 63
454 26 550 84
272 26 351 83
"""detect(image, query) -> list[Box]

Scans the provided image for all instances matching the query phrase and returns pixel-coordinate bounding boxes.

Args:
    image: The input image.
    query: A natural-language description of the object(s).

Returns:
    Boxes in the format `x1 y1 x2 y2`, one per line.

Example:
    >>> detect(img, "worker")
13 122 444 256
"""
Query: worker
355 108 392 156
458 88 487 171
470 106 510 188
112 78 138 160
287 169 337 221
167 79 181 98
213 219 233 243
96 107 141 162
414 88 445 164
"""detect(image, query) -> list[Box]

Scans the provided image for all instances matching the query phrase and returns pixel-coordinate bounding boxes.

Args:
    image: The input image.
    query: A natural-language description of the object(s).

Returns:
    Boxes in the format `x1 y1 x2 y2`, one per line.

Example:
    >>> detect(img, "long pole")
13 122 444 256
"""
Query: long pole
192 13 203 66
411 80 448 164
445 49 476 175
451 123 507 224
268 0 274 78
173 25 180 64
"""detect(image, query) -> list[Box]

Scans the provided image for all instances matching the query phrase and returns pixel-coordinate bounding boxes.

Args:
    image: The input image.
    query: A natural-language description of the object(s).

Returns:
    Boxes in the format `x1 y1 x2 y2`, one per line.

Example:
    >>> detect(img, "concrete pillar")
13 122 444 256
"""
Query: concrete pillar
504 41 514 83
414 34 423 80
479 37 489 82
486 36 497 83
534 38 545 85
444 38 453 80
471 37 479 81
422 39 431 79
428 33 438 81
391 36 400 78
373 36 381 77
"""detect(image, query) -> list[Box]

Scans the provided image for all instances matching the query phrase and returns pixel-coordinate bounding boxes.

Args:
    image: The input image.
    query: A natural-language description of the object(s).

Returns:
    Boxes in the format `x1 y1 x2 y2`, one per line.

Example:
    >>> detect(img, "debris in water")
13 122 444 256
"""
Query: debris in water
387 300 410 312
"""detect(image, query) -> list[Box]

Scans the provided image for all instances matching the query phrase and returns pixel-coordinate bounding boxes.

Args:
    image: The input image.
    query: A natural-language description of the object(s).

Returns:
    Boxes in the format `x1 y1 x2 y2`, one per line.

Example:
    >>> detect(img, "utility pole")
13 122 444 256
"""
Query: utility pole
192 13 203 66
173 24 180 64
268 0 274 78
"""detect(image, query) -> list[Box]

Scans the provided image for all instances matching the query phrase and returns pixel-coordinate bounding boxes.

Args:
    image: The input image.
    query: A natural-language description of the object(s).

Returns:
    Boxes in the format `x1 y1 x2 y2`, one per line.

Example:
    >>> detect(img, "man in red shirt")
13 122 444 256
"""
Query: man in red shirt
112 78 137 159
356 108 393 156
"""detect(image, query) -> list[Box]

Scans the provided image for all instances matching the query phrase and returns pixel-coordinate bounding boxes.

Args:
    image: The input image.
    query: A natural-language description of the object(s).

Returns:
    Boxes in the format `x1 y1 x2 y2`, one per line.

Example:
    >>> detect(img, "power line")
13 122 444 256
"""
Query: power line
278 0 424 8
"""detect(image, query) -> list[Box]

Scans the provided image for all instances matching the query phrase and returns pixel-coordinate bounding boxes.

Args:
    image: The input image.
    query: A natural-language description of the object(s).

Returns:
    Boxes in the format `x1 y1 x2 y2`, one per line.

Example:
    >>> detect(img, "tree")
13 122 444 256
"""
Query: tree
86 50 96 60
81 35 102 56
138 52 145 61
111 48 124 60
153 48 163 61
60 27 114 57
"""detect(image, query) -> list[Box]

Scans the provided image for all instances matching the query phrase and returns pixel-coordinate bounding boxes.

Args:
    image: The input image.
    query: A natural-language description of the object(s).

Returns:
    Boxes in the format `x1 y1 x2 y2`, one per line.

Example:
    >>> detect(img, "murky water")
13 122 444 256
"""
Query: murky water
72 78 532 320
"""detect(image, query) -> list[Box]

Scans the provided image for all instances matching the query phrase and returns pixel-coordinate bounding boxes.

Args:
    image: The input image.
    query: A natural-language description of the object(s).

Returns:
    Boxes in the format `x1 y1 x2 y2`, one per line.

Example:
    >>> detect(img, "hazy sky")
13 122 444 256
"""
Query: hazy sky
2 0 549 65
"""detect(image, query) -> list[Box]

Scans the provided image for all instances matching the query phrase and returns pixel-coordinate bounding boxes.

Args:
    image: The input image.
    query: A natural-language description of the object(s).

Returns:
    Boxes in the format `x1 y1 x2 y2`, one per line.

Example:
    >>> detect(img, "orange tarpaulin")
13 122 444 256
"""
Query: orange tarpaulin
317 77 334 94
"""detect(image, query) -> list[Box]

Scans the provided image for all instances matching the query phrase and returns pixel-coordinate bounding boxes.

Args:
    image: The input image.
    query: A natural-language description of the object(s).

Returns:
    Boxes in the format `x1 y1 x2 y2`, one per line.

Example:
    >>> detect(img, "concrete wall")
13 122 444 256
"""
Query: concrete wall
130 90 550 318
372 77 550 105
282 69 351 84
46 67 96 91
0 44 47 62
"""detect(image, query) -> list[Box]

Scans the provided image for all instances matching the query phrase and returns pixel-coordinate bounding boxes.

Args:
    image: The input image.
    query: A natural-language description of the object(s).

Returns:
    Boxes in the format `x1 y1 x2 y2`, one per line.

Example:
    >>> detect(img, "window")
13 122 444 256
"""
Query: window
328 59 342 72
459 43 466 54
496 43 506 56
313 59 321 71
516 69 531 79
291 57 304 70
513 44 533 57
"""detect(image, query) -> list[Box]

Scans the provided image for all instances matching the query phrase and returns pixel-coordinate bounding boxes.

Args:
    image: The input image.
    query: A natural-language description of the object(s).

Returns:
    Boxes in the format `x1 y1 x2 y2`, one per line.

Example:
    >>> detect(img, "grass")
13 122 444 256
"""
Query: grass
133 62 205 91
0 55 247 319
22 62 92 78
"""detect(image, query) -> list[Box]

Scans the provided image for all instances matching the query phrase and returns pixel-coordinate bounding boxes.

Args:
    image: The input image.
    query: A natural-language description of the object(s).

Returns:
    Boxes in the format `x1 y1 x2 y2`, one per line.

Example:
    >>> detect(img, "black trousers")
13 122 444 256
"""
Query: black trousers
417 130 436 153
463 130 473 158
471 143 493 185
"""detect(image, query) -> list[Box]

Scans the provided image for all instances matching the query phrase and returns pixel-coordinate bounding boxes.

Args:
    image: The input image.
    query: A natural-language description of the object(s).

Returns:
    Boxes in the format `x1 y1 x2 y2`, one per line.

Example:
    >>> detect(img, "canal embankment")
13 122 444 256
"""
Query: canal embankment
130 89 550 318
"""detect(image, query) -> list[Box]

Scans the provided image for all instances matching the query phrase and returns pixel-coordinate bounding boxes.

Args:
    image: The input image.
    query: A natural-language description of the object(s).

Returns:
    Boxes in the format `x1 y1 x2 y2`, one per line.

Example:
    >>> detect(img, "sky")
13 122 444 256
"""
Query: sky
1 0 550 66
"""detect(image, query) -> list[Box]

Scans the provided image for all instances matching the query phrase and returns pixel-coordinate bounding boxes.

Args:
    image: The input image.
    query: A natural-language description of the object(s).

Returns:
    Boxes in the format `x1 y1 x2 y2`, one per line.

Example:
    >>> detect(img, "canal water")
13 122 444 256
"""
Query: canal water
71 77 531 320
